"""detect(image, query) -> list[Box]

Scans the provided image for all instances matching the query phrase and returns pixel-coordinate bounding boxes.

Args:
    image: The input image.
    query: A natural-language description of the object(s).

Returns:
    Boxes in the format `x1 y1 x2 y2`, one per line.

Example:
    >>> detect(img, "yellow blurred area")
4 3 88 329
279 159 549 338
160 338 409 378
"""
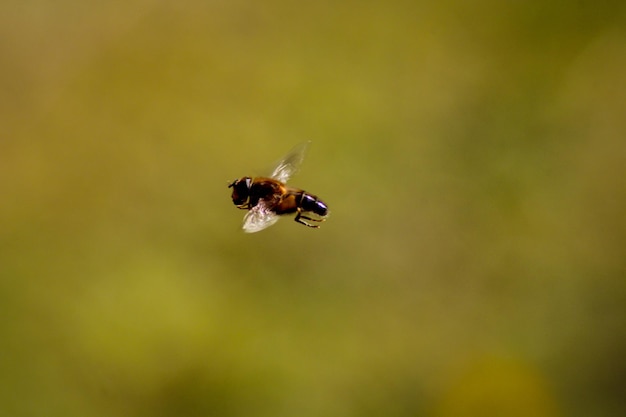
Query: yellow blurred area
437 357 560 417
1 1 625 416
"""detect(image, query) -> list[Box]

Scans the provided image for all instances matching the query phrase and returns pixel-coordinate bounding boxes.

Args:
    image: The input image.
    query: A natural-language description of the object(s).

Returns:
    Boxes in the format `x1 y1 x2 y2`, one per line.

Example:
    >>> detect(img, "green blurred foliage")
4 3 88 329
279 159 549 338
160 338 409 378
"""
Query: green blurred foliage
1 1 625 416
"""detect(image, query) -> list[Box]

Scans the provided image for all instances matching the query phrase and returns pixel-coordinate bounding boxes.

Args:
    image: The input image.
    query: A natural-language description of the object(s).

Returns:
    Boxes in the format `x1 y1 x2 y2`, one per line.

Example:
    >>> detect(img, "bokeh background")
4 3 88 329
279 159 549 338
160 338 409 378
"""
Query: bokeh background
1 1 625 416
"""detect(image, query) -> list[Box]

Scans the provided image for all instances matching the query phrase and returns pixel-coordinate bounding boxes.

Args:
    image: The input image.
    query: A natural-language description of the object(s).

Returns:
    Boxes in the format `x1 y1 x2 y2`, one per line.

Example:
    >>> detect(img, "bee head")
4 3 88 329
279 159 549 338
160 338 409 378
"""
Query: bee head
228 177 252 206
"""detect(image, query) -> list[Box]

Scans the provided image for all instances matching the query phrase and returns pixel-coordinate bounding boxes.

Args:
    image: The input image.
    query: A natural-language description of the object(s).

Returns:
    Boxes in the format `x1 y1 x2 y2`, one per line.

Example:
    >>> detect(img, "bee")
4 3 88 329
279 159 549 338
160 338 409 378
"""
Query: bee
228 142 329 233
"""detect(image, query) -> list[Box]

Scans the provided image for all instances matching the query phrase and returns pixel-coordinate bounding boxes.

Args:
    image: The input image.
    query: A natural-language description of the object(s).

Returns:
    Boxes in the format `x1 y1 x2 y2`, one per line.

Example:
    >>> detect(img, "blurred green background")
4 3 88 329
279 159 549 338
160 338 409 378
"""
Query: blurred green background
1 1 625 416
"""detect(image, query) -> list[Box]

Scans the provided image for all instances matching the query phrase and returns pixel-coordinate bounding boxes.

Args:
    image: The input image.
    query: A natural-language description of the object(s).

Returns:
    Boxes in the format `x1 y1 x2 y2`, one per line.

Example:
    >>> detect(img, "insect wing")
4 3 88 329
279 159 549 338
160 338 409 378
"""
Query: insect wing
270 141 310 184
242 202 280 233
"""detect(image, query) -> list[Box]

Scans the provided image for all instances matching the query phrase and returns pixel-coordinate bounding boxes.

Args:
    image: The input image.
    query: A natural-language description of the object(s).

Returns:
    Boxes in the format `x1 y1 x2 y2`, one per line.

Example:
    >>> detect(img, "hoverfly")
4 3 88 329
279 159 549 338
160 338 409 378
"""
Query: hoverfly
228 142 329 233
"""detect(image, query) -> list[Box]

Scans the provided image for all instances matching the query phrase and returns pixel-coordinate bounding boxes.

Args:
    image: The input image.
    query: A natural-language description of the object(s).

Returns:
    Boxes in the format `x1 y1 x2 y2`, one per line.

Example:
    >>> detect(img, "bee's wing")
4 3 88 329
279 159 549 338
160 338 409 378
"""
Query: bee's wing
270 141 310 184
242 202 281 233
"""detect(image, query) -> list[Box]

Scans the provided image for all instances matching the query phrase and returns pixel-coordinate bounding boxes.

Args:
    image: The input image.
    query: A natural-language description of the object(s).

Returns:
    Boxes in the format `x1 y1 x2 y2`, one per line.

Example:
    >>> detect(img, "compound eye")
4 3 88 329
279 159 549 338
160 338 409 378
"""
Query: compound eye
230 177 251 206
300 194 317 211
315 201 328 216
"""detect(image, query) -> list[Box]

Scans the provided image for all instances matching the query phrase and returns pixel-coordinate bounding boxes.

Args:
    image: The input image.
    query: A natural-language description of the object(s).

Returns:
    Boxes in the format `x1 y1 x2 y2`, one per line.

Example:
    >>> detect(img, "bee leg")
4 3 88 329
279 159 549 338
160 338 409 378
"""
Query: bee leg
294 210 325 228
294 216 319 228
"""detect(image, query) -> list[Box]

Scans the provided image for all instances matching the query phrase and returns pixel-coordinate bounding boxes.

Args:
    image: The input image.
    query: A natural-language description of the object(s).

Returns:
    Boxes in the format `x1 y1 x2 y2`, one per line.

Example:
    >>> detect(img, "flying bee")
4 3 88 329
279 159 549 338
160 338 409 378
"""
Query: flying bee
228 141 329 233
